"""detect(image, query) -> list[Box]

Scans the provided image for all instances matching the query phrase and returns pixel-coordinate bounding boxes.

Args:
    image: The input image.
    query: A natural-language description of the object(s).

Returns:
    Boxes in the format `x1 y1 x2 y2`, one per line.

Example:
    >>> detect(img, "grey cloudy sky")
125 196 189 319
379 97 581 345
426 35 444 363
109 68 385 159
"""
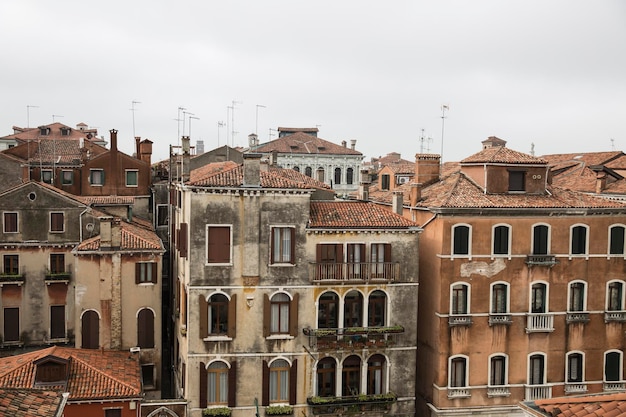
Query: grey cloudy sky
1 0 625 163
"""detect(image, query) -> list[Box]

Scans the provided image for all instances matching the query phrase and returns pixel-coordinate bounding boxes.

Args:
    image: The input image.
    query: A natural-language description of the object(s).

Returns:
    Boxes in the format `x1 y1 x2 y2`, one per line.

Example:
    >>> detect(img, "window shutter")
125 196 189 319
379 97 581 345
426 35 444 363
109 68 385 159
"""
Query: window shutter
227 294 237 338
135 263 141 284
270 228 276 263
316 244 322 262
262 360 269 406
102 170 106 185
289 360 298 405
384 243 392 261
151 262 157 283
289 228 296 263
179 223 188 258
199 362 207 408
199 295 208 338
263 294 270 337
228 361 237 407
289 293 299 337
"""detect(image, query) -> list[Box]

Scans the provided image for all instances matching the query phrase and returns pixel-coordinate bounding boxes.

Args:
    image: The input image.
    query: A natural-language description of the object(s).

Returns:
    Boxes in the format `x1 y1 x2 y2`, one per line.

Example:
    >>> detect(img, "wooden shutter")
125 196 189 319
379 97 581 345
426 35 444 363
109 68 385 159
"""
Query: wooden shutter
50 306 65 339
199 362 207 408
289 228 296 263
135 263 141 284
179 223 188 258
199 295 208 338
289 360 298 405
4 308 19 342
151 262 157 283
228 361 237 407
384 243 392 261
227 294 237 338
263 294 270 337
81 310 99 349
270 228 276 263
262 360 269 406
208 226 230 263
289 293 299 337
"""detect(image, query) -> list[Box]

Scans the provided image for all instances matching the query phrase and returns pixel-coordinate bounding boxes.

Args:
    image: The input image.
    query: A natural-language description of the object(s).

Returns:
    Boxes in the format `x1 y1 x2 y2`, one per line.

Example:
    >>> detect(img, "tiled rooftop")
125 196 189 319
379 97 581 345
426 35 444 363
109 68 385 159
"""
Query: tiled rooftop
3 122 98 141
0 346 141 401
309 201 419 229
190 161 240 183
75 219 163 251
188 163 313 189
253 131 362 156
0 388 65 417
83 196 135 205
462 146 547 164
529 392 626 417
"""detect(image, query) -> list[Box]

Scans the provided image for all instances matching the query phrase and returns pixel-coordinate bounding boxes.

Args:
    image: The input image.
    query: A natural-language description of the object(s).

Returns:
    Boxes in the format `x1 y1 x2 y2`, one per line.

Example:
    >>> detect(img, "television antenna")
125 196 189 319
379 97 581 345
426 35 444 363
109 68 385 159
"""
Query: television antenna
419 128 433 153
440 104 449 163
256 104 266 135
131 101 141 138
27 105 39 127
52 115 64 122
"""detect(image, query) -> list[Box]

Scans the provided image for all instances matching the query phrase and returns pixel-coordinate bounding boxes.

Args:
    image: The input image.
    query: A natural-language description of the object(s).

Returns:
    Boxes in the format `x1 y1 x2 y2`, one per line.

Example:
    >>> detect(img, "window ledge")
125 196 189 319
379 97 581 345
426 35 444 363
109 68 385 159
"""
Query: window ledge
203 336 233 342
269 263 296 267
266 335 294 340
138 282 156 286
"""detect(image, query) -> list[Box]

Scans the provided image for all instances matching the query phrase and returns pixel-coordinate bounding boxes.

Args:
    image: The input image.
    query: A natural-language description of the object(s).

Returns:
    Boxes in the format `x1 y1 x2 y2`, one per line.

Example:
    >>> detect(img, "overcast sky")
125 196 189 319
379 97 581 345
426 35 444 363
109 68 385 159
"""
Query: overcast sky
1 1 625 163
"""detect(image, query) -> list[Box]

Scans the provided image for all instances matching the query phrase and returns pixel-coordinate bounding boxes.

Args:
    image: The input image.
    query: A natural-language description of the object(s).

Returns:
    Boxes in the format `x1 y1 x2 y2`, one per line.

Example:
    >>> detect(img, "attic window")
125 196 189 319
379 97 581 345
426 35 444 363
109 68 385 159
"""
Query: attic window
508 171 525 192
34 356 69 386
289 145 299 150
61 128 71 136
317 146 326 151
39 127 50 136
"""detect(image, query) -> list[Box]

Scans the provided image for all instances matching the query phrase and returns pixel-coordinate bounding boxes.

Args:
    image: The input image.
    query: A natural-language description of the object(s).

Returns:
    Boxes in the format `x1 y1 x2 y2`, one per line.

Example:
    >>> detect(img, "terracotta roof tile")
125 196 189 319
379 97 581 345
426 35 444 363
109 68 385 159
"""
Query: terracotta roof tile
75 219 163 251
268 166 332 190
190 161 240 183
2 123 99 141
83 196 135 205
0 347 141 401
462 146 546 164
253 131 362 156
309 201 419 229
0 388 65 417
532 392 626 417
188 164 313 189
541 151 623 167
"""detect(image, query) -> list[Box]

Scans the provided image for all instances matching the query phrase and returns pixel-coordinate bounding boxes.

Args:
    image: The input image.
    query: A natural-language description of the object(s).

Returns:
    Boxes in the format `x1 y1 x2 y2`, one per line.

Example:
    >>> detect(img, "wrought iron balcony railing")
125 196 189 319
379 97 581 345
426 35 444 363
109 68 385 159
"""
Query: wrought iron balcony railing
489 314 512 326
526 255 558 267
303 326 404 351
0 273 25 284
310 262 399 283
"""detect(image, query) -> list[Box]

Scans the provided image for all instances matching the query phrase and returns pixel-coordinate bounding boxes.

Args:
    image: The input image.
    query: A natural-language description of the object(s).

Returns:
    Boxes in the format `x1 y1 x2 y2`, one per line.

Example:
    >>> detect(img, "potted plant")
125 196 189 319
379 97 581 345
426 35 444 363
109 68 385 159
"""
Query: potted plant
202 407 231 416
265 405 293 415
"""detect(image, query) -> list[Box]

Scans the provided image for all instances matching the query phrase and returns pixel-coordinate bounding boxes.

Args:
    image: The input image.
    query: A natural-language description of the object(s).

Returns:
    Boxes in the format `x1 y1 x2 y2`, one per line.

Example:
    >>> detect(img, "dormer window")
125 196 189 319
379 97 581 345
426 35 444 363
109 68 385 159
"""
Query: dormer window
34 355 69 386
60 127 71 136
39 127 50 136
508 170 525 192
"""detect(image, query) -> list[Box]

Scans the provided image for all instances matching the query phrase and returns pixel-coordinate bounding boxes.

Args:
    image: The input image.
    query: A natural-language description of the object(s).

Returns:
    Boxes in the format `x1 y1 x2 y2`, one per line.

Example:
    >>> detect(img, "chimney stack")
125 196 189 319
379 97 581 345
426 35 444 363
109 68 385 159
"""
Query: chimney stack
596 171 607 194
139 139 153 166
410 183 421 206
350 139 356 150
100 216 113 249
415 154 441 185
109 129 118 152
358 169 371 201
243 153 262 187
135 136 141 158
342 140 347 148
392 191 404 215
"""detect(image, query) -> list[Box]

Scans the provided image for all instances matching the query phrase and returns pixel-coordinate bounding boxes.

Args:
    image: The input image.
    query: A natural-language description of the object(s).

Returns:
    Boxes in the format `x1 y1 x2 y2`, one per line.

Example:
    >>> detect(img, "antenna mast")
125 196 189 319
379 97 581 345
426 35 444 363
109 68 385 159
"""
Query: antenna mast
131 101 141 138
27 105 39 127
419 128 433 153
440 105 448 163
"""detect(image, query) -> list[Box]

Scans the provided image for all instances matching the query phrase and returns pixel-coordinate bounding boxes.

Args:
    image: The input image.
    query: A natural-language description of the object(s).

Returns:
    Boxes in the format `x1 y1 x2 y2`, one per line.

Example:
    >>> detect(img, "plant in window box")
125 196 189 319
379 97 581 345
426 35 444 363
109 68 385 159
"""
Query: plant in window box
202 407 231 416
265 405 293 415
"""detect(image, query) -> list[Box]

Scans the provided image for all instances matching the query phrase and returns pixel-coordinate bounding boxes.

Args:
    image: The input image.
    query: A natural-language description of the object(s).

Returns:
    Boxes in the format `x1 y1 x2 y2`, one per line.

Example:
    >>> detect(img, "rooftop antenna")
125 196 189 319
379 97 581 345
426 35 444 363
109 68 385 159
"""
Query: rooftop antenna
131 101 141 138
255 104 266 135
217 121 225 146
52 115 64 122
611 138 615 150
269 128 278 140
189 116 199 140
440 104 449 163
177 106 186 146
182 110 194 136
26 105 39 127
230 100 241 146
419 128 433 153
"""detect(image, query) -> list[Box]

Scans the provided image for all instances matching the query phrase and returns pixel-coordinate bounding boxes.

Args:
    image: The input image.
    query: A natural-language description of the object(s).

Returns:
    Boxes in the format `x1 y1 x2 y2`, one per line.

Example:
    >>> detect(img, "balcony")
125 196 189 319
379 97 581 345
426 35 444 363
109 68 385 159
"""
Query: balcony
566 312 590 324
489 314 512 326
603 382 626 392
526 255 558 267
447 388 471 399
605 311 626 323
303 326 404 351
526 313 554 333
45 272 71 284
525 384 552 401
310 262 399 283
564 383 587 394
448 315 472 327
307 392 396 415
487 386 511 397
0 273 25 285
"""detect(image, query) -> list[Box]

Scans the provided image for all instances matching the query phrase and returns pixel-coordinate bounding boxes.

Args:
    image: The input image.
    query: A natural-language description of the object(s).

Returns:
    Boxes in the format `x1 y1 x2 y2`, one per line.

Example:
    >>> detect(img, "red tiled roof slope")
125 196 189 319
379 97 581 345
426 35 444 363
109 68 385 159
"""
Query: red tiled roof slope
75 220 163 251
269 166 332 190
84 196 135 205
190 161 240 183
0 388 65 417
462 146 546 164
253 131 362 156
0 347 141 401
532 392 626 417
3 123 98 141
541 151 623 167
309 201 419 229
188 164 312 189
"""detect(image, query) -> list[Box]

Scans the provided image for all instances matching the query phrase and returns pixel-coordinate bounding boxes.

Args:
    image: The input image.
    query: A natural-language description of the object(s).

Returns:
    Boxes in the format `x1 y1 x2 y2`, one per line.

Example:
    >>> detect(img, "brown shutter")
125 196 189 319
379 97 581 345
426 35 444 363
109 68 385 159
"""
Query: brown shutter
179 223 188 258
199 362 207 408
151 262 157 283
228 294 237 338
228 361 237 407
262 360 270 406
336 244 344 279
263 294 270 337
135 263 141 284
289 359 298 405
270 228 276 263
289 293 299 337
199 295 208 338
289 228 296 263
384 243 392 261
316 244 322 262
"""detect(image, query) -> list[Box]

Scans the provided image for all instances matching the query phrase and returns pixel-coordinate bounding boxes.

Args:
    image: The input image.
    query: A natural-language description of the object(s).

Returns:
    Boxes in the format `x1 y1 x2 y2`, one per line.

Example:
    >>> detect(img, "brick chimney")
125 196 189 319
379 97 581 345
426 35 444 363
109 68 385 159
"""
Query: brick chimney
243 153 262 187
415 154 441 185
392 191 404 215
596 171 607 194
135 136 141 158
358 169 370 201
139 139 153 166
350 139 356 150
100 216 113 248
410 183 421 206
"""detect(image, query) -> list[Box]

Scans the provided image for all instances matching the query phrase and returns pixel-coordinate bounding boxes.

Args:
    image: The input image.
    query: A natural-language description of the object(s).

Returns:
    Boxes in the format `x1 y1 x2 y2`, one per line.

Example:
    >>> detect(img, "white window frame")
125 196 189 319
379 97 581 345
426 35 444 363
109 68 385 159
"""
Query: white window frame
490 282 510 314
604 350 624 383
567 280 587 312
90 169 104 186
569 223 589 257
565 351 585 383
528 352 547 385
529 281 549 313
448 355 469 388
269 292 291 335
450 281 470 315
608 224 626 256
270 225 295 265
492 223 512 258
268 357 291 404
607 280 626 311
125 169 139 187
488 353 509 387
451 223 472 258
206 359 230 405
531 223 551 255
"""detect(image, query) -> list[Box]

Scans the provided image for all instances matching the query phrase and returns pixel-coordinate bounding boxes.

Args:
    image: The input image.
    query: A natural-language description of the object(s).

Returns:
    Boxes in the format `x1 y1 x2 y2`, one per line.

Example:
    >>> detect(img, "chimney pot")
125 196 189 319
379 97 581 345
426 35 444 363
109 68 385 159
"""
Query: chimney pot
243 153 262 187
392 191 404 215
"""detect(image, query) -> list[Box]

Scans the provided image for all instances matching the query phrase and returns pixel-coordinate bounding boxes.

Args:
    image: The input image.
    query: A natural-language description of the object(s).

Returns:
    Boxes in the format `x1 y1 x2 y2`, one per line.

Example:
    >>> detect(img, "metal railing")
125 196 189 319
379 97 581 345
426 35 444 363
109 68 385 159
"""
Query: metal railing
310 262 399 283
526 255 558 267
524 384 552 401
489 314 512 326
526 313 554 333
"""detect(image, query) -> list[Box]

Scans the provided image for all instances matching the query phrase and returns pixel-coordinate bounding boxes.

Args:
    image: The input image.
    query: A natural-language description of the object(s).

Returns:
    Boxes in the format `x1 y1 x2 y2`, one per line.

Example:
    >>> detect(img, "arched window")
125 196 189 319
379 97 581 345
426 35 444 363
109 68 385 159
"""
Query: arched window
607 281 625 311
316 167 325 183
571 224 589 255
269 359 290 403
209 294 229 335
334 168 342 185
270 293 290 334
449 356 468 387
568 281 586 312
137 308 154 348
528 353 546 385
346 168 354 185
452 224 471 256
531 282 548 313
368 291 387 327
344 290 363 328
609 225 625 255
317 357 336 397
566 352 584 383
305 167 312 177
207 361 229 404
367 354 386 395
342 355 361 396
490 354 507 386
492 224 511 256
318 292 339 329
293 166 300 173
81 310 99 349
451 283 470 315
605 350 623 382
491 283 508 314
532 224 550 255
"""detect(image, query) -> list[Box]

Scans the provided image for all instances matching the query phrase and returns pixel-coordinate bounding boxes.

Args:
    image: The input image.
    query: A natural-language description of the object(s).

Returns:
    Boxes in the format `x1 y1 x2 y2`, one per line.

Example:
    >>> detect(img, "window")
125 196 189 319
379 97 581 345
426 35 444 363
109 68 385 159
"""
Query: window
569 281 586 312
381 174 390 191
318 292 338 329
61 170 73 185
3 255 19 275
135 262 157 284
490 355 507 386
605 351 623 382
200 293 236 338
346 168 354 185
491 283 508 314
50 254 65 274
347 243 365 278
608 281 625 311
142 364 156 389
81 310 99 349
344 290 363 328
316 167 324 183
452 224 470 256
317 357 336 397
269 359 290 403
451 283 469 315
89 169 104 186
137 308 155 348
334 168 341 185
610 225 625 255
567 352 584 383
449 356 468 387
317 244 343 280
271 227 294 264
493 225 510 256
571 224 588 255
207 225 231 264
156 205 168 227
371 243 391 278
125 170 138 187
50 305 66 339
3 212 17 233
207 361 229 405
342 355 361 396
531 282 547 313
529 354 546 385
367 354 386 395
368 290 387 327
305 167 312 177
3 307 19 342
508 170 525 191
105 409 122 417
50 212 64 232
41 169 53 184
270 293 290 334
532 224 550 255
293 166 300 172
